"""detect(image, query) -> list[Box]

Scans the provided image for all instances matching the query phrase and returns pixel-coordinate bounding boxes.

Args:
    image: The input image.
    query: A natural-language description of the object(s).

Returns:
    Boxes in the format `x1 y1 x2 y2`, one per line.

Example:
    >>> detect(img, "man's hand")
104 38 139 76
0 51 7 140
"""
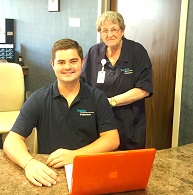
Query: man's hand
24 158 58 187
46 149 76 168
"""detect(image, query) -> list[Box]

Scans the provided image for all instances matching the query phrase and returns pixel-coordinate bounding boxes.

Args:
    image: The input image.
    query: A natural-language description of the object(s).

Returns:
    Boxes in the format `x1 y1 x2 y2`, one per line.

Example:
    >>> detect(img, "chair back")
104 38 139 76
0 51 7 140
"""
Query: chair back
0 63 24 111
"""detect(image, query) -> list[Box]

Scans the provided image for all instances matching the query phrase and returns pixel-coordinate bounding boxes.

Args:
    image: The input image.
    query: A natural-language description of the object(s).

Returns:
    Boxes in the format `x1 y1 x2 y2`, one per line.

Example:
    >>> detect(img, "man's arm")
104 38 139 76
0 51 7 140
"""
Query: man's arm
46 129 119 168
3 131 58 187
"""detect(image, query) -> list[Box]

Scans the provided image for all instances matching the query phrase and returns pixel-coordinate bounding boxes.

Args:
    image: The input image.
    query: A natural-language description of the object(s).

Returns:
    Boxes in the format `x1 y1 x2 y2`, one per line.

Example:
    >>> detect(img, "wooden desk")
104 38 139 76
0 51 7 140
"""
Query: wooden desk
22 66 29 75
1 144 193 194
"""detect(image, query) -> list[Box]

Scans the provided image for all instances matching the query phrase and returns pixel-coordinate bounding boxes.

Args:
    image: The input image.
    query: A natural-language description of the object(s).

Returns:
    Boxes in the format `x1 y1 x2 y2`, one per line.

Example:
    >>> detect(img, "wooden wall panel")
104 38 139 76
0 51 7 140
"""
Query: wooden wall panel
111 0 181 149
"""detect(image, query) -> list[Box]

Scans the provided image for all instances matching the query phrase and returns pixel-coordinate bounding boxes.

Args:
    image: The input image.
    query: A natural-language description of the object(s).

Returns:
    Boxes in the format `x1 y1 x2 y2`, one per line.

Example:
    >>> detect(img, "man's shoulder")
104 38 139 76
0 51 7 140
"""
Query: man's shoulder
81 81 104 97
32 83 54 98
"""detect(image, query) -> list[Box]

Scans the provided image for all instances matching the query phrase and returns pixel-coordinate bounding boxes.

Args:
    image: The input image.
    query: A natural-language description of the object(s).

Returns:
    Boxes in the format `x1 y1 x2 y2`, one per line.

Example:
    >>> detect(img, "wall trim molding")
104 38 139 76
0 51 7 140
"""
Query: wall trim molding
172 0 189 147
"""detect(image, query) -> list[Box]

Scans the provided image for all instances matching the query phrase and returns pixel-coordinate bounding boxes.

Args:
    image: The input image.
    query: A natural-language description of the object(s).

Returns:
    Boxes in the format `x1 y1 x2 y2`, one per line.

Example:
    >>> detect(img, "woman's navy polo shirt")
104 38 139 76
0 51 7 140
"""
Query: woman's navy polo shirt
81 37 153 149
11 80 117 154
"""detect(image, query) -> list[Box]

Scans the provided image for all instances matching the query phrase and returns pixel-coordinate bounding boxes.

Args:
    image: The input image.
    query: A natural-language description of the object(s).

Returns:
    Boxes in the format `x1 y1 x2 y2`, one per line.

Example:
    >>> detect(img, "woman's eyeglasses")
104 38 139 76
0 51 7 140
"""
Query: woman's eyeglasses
101 28 120 35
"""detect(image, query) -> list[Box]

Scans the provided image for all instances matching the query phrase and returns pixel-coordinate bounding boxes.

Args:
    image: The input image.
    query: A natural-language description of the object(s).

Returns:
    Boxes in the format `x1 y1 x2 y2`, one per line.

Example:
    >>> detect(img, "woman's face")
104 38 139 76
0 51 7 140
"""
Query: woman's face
100 20 124 48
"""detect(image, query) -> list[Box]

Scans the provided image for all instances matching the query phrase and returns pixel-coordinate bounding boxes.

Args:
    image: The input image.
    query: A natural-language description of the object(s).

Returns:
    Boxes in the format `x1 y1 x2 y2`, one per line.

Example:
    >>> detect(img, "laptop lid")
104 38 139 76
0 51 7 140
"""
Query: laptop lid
65 148 156 195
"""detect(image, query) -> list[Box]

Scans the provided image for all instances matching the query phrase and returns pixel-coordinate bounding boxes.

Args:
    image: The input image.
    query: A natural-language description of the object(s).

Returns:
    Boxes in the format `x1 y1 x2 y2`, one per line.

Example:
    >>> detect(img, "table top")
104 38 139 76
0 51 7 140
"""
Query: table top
1 144 193 195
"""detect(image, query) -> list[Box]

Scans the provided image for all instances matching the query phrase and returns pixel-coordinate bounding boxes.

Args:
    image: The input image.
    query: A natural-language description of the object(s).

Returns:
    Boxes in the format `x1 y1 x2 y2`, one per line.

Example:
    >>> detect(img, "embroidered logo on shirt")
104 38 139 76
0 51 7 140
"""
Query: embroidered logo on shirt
77 109 94 116
120 68 133 74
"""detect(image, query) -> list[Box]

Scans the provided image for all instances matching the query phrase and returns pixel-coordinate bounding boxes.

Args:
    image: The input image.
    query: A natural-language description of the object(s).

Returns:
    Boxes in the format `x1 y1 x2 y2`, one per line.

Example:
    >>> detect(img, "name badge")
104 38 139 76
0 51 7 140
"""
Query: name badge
97 71 106 83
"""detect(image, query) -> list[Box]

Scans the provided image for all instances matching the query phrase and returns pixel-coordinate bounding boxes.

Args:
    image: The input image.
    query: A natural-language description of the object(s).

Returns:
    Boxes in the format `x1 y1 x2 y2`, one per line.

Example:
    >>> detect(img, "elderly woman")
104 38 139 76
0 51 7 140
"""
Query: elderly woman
81 11 153 150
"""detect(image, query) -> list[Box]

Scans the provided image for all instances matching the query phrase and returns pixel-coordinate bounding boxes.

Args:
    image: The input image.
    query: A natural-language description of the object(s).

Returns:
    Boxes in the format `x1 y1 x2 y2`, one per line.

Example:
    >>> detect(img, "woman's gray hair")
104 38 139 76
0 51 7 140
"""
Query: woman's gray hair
96 11 126 32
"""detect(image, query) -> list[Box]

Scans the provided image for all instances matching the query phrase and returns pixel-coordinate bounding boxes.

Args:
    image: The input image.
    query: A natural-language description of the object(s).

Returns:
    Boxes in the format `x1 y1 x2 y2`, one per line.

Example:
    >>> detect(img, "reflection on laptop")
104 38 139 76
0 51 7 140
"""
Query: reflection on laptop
65 148 156 195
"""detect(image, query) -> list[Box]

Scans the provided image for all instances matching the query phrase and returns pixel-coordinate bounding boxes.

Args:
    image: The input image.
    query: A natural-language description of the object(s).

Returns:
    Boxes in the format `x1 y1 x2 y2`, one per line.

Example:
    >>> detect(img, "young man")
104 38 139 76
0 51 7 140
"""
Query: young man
3 38 119 187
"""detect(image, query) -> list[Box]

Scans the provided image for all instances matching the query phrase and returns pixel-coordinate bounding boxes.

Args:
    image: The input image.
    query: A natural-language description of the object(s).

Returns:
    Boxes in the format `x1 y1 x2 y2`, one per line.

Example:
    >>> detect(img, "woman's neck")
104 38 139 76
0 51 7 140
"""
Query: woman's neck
107 41 122 55
106 40 123 66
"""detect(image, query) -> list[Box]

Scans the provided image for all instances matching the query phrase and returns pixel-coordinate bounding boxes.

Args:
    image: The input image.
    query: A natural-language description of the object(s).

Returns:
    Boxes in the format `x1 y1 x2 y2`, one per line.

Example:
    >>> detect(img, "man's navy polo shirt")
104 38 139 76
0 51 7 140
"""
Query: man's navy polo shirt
11 80 117 154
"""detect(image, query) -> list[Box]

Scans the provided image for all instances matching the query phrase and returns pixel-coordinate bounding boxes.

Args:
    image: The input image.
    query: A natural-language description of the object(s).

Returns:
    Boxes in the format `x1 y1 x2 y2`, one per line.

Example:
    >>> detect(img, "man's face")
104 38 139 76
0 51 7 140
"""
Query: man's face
51 49 83 84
